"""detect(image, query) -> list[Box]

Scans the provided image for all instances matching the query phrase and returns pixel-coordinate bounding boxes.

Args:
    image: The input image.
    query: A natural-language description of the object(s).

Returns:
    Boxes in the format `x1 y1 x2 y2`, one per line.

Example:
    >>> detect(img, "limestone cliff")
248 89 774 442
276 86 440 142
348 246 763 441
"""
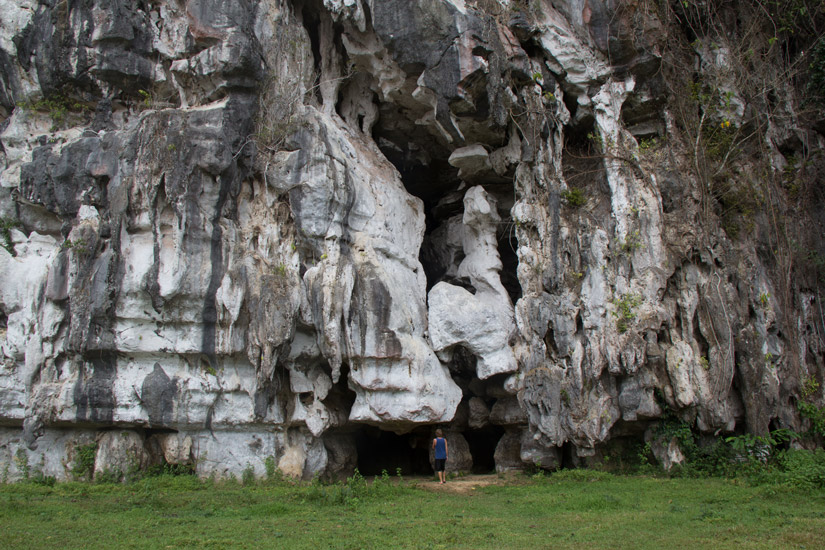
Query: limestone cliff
0 0 823 480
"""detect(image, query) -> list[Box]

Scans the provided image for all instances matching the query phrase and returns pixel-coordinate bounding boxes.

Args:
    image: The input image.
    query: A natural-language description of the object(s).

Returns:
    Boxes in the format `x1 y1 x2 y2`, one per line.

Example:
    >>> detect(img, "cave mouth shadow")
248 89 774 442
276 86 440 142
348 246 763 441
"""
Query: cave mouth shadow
350 422 504 477
464 425 503 474
354 425 433 476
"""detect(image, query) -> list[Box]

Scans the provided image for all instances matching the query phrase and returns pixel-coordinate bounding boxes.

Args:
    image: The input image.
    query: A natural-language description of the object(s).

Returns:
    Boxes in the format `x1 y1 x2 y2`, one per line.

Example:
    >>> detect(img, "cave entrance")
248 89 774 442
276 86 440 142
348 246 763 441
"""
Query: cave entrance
353 425 434 476
464 425 504 474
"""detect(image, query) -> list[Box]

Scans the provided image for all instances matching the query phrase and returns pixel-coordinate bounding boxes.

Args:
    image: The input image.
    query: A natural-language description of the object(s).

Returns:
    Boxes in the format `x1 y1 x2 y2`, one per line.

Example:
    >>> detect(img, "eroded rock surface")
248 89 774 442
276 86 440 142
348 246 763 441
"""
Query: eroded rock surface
0 0 823 480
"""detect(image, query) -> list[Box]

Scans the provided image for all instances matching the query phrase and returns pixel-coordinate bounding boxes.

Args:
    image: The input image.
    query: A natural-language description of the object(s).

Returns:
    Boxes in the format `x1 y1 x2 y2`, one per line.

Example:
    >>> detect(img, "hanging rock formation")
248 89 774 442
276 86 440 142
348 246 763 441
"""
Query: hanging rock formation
0 0 823 480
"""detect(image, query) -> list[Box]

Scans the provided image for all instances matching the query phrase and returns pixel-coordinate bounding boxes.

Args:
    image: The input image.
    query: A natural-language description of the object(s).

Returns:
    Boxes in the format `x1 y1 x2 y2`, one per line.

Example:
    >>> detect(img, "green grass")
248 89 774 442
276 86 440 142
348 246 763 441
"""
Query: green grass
1 471 823 549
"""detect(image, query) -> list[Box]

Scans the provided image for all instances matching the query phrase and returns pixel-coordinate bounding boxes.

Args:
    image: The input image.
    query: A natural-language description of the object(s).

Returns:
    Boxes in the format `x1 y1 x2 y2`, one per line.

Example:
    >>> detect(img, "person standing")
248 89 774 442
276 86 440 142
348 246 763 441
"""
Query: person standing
432 429 448 484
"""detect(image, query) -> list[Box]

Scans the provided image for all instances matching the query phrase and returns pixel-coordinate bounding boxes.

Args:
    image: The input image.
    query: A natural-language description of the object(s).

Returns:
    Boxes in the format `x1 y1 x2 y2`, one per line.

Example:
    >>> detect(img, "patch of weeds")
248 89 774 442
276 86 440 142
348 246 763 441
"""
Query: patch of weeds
71 442 97 481
30 471 56 487
145 462 196 478
95 468 123 484
242 464 256 486
19 93 89 130
561 187 587 208
612 293 643 333
28 455 55 487
638 136 663 153
0 217 20 257
62 238 88 254
302 468 408 508
264 456 280 481
138 89 154 109
778 448 825 488
587 131 613 153
618 231 643 255
14 449 29 480
798 376 825 438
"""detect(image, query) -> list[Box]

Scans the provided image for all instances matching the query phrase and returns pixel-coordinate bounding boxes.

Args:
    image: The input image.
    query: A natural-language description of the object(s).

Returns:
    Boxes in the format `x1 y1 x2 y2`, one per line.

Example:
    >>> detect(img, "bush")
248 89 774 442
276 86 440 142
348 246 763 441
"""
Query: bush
71 443 97 481
778 449 825 488
561 188 587 208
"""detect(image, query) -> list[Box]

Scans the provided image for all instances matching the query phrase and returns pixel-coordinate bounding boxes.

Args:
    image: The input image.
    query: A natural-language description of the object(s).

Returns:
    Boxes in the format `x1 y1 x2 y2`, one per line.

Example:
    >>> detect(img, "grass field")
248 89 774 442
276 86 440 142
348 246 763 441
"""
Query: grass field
2 470 823 549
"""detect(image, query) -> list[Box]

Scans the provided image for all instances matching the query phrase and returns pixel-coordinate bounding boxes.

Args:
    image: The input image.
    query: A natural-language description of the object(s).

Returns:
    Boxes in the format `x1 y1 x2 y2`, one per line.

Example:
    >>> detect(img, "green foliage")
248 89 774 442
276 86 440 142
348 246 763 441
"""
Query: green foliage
94 469 123 484
14 449 30 480
138 89 154 109
560 187 587 208
638 136 662 153
0 217 20 257
71 443 97 481
242 464 256 486
302 468 408 508
618 230 644 254
30 471 56 487
586 131 613 153
641 405 824 486
777 448 825 488
798 376 825 437
145 462 196 478
612 293 643 333
725 428 797 457
264 456 279 481
20 94 88 130
61 238 88 254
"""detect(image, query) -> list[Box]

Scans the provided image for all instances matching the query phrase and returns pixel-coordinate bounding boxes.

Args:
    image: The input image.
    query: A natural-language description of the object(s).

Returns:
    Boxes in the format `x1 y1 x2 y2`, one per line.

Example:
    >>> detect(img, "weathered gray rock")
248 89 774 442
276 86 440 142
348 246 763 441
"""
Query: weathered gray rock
490 396 527 426
0 0 822 481
428 186 518 380
494 430 524 472
520 430 562 470
94 430 151 480
467 396 490 429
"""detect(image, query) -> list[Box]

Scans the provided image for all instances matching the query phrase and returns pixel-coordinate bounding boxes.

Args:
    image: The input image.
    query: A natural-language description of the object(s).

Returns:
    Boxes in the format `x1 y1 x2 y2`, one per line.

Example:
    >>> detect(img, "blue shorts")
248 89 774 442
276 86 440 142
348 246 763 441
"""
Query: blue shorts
435 458 446 472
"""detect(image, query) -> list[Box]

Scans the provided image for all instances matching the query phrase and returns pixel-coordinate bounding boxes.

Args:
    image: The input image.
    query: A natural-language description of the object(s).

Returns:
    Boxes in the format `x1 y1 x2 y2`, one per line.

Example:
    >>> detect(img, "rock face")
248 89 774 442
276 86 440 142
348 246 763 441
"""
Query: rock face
0 0 823 480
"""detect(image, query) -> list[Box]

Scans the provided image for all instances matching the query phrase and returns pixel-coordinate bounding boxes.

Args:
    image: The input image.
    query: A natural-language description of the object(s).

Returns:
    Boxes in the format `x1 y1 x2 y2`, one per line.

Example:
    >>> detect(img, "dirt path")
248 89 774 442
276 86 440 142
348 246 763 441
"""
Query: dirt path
414 472 523 495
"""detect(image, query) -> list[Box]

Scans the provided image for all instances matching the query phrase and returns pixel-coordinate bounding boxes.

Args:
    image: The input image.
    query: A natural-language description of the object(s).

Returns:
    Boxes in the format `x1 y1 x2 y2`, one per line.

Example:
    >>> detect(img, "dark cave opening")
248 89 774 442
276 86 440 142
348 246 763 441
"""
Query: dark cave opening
353 425 434 476
464 425 504 474
347 422 505 477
